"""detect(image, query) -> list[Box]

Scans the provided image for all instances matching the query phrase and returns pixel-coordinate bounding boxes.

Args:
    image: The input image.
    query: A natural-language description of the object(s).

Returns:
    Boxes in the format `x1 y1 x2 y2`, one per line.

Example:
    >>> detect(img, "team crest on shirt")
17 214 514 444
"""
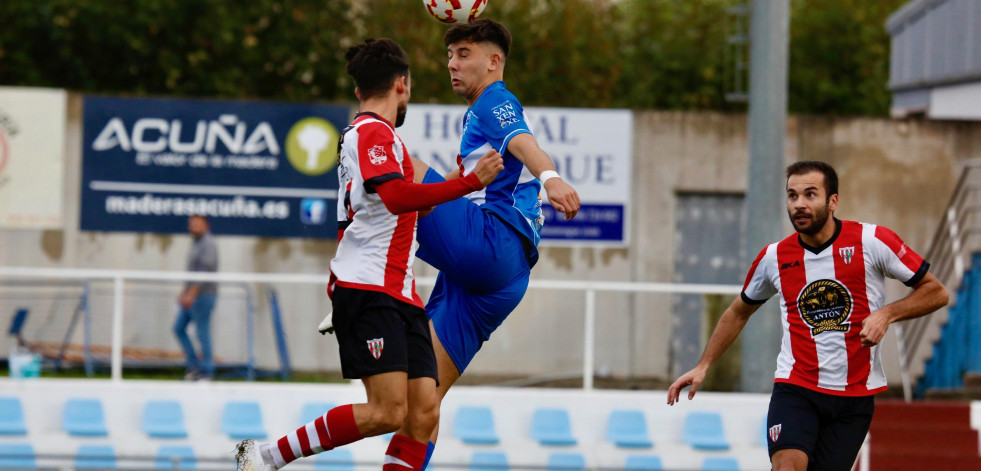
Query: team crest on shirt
367 338 384 359
769 424 782 442
797 279 852 336
839 246 855 264
367 145 388 165
491 101 520 128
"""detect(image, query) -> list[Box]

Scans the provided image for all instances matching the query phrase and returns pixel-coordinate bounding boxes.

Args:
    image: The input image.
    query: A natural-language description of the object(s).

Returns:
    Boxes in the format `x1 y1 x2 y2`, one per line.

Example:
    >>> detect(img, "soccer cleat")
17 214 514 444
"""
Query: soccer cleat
234 439 276 471
318 311 335 335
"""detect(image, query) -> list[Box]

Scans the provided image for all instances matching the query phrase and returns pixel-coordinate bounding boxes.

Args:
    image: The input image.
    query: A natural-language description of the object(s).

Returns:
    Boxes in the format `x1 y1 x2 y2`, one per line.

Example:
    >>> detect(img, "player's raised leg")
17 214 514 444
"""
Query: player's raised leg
235 372 403 471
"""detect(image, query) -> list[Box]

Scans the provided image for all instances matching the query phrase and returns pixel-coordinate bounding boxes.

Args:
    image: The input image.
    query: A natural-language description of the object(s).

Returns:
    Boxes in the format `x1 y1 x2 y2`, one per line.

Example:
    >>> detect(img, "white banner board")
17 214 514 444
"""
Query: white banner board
0 87 66 228
400 104 632 245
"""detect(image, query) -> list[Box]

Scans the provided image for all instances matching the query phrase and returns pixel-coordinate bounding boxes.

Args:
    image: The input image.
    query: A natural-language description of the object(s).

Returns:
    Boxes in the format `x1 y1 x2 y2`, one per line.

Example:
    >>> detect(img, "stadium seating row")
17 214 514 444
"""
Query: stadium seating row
0 396 744 448
0 441 349 470
0 441 744 471
0 381 772 471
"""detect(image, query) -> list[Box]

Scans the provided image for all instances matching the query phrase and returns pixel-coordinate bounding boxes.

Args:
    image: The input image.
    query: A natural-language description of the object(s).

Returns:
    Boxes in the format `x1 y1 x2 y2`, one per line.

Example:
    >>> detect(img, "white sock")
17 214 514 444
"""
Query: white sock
259 442 281 469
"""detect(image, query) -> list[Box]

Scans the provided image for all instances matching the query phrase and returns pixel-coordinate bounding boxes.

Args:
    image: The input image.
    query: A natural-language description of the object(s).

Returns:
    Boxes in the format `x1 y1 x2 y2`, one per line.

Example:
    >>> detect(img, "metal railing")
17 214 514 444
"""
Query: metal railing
897 158 981 400
0 278 259 378
0 267 873 471
0 266 741 390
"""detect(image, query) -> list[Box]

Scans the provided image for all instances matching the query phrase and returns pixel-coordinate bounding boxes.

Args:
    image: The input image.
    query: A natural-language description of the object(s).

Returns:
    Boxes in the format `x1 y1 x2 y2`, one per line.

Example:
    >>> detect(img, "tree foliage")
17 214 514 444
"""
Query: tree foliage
0 0 905 116
788 0 908 115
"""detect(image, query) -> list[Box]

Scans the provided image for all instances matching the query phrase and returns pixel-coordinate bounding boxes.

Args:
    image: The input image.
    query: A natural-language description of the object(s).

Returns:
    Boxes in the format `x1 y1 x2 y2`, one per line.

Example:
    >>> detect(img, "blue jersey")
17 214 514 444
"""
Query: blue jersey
458 81 543 252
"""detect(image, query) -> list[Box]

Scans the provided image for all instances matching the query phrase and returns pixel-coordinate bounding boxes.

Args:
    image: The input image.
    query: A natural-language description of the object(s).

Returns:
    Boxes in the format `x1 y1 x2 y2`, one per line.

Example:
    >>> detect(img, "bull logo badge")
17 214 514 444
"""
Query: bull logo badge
797 279 852 336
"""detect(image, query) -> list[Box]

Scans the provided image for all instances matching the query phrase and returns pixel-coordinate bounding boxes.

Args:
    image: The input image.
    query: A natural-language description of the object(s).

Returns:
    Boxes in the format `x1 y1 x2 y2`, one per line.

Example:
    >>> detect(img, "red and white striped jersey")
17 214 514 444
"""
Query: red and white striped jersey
742 219 929 396
329 112 422 308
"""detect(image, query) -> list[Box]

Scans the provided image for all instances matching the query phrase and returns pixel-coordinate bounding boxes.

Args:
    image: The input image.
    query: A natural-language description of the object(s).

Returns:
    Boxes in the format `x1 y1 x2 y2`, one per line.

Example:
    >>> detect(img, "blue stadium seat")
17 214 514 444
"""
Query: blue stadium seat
222 401 266 439
0 443 35 469
75 444 116 470
453 406 499 445
0 397 27 435
63 398 108 436
301 402 336 424
547 452 585 471
702 457 739 471
607 410 653 448
684 411 730 450
143 400 188 438
155 445 196 470
531 408 576 446
624 455 664 471
315 448 354 471
470 451 508 471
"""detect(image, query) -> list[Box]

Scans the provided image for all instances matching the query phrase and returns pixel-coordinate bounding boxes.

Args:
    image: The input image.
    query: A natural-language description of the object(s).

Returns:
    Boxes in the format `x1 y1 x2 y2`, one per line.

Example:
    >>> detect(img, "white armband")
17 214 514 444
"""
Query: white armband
539 170 560 185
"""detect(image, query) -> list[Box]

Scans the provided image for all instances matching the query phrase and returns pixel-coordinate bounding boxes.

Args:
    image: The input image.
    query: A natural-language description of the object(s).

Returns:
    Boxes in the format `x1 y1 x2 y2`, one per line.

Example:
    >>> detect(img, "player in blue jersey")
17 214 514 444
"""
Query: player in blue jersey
318 19 580 464
408 19 581 466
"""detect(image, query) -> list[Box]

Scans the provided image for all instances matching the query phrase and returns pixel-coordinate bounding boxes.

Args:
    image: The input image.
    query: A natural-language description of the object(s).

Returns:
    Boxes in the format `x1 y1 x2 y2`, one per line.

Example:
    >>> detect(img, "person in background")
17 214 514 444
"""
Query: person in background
174 214 218 381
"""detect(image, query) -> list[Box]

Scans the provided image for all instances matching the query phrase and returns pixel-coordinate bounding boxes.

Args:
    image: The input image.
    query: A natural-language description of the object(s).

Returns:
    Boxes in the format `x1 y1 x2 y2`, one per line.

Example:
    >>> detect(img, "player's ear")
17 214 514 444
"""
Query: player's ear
828 193 839 212
488 51 501 71
354 87 362 101
394 75 407 94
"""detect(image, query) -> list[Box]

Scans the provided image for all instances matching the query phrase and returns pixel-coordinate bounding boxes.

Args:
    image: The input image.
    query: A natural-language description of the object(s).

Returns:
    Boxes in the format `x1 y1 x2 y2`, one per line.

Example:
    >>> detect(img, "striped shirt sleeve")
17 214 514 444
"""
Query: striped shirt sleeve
741 244 778 304
871 225 929 287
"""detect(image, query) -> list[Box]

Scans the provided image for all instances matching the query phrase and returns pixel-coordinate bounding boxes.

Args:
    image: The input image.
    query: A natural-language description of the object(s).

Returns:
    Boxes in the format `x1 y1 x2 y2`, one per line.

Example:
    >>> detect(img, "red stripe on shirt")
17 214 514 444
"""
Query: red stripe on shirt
384 212 416 300
381 151 421 306
836 221 872 393
777 238 818 386
874 225 924 273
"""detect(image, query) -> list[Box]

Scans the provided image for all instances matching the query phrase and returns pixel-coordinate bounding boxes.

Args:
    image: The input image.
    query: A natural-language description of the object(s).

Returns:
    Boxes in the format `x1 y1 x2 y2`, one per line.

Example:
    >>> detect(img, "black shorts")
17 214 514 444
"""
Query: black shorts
331 286 438 382
766 383 874 471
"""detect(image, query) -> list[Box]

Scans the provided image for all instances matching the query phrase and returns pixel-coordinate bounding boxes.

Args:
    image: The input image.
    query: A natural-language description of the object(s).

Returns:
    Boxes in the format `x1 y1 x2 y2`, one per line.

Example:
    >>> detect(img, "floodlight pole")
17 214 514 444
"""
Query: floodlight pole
741 0 789 393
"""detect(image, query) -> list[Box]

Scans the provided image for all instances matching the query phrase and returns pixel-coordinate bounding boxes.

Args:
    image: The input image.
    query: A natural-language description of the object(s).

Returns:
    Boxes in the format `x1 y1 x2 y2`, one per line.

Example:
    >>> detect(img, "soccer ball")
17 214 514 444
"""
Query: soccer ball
424 0 488 24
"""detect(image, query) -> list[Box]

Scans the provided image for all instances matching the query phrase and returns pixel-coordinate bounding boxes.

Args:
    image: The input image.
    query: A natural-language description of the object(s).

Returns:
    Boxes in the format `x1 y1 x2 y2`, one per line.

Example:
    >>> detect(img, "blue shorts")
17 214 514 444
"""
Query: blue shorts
416 168 532 373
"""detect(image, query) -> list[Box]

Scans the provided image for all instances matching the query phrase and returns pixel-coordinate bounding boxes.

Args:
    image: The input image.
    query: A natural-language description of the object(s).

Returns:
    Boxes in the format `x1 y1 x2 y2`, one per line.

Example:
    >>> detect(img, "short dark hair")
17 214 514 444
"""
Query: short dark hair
344 38 410 100
443 18 512 58
786 160 838 199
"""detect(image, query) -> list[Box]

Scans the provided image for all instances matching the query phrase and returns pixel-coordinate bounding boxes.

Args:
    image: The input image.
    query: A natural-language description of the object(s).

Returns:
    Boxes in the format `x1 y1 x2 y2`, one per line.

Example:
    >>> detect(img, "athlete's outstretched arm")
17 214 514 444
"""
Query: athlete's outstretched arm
506 133 581 219
375 150 503 214
859 273 948 347
666 297 762 405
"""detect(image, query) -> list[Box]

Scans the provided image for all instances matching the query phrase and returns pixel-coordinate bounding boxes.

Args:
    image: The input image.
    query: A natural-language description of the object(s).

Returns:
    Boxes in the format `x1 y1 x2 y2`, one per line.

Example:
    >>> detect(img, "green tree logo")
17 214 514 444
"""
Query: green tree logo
286 117 339 175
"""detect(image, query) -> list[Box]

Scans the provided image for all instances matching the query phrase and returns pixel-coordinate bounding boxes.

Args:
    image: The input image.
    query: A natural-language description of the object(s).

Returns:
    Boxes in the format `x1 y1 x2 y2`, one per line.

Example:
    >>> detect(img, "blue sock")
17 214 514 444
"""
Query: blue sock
421 441 436 470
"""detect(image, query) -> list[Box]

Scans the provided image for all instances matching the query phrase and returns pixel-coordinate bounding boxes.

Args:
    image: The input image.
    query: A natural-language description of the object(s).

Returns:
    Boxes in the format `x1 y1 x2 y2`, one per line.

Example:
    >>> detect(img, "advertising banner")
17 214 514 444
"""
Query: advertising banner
81 96 349 238
400 104 633 245
0 87 66 229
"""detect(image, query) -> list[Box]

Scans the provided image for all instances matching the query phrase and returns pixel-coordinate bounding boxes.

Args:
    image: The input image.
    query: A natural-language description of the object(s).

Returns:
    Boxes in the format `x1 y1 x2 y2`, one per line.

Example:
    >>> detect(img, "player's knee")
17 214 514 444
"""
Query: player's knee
369 401 408 432
409 398 439 431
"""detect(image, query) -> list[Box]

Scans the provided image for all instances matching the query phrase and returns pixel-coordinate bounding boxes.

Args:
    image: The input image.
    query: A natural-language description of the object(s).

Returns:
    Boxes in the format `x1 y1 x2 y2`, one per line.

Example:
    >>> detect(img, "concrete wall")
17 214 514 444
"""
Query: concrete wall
1 95 978 388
